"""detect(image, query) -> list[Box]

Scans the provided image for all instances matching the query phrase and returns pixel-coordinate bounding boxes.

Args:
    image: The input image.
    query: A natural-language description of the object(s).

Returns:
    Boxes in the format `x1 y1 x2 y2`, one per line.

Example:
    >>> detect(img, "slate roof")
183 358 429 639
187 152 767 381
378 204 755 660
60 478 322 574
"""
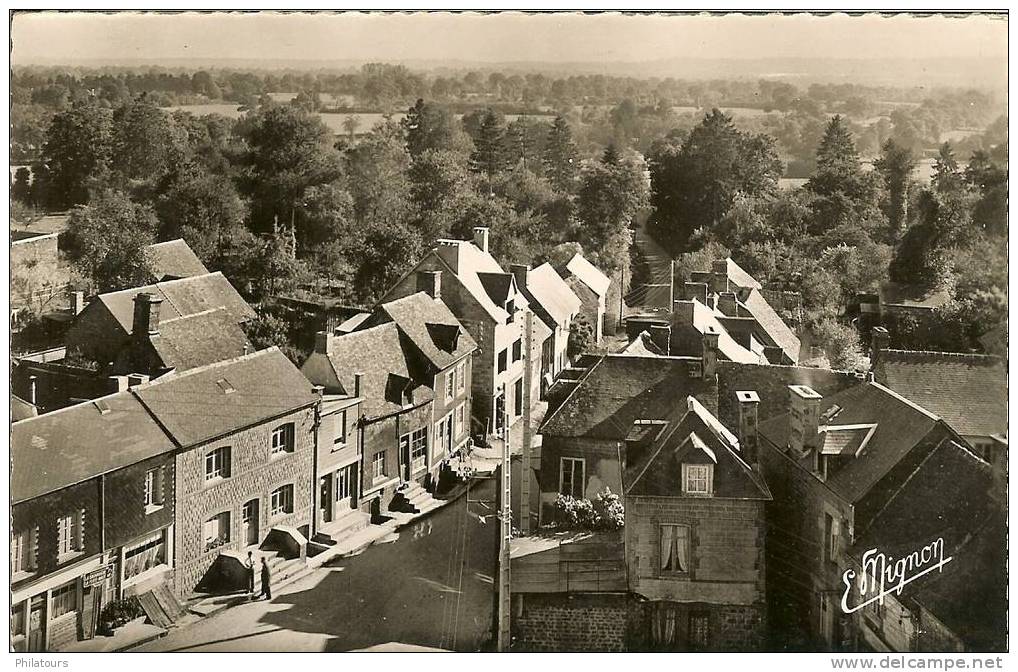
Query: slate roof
12 390 176 503
375 292 478 372
97 272 255 334
11 394 38 422
133 348 318 447
875 350 1007 438
525 263 582 329
682 299 762 364
144 239 210 281
758 381 948 503
540 354 718 440
565 253 611 298
141 308 251 373
739 288 801 363
718 257 763 290
477 272 514 306
849 438 1005 651
627 397 771 500
302 323 434 419
420 239 527 323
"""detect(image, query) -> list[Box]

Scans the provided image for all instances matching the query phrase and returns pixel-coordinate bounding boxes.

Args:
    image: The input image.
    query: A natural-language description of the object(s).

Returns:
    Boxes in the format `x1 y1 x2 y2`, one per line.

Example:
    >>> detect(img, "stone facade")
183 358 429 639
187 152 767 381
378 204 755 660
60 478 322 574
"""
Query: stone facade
512 593 634 652
358 400 434 515
173 406 316 595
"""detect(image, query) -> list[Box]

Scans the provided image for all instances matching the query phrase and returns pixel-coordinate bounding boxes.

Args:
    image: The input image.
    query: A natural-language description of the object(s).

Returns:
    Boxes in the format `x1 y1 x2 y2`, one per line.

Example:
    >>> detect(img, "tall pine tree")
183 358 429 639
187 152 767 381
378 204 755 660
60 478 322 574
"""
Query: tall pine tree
543 115 577 194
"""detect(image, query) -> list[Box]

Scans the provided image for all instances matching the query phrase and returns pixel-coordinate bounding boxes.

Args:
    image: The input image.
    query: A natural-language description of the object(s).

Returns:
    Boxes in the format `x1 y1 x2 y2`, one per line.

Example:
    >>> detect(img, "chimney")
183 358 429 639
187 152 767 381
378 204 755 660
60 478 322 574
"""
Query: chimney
510 264 529 291
870 326 890 379
473 226 490 254
312 384 324 397
127 373 149 387
702 327 719 379
132 292 163 338
314 330 334 354
108 375 130 393
648 324 671 354
353 372 363 398
28 375 37 405
684 281 708 306
716 291 738 316
70 290 86 316
736 390 760 466
788 385 822 457
416 270 442 300
709 270 729 294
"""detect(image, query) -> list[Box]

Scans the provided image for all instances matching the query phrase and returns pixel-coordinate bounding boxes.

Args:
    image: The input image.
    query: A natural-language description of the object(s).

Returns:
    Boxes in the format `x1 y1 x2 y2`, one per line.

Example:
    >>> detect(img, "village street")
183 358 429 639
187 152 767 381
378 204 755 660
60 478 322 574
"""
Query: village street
136 480 499 653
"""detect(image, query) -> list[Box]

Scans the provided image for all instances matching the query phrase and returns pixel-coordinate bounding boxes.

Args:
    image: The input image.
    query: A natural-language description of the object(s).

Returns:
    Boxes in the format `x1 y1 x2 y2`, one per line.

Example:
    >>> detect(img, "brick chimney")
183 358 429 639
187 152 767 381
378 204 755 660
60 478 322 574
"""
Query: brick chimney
70 290 86 316
870 326 890 381
788 385 822 457
510 264 529 291
648 324 671 354
702 326 719 379
473 227 490 254
684 281 708 306
132 292 162 338
716 291 738 316
314 330 334 354
736 390 760 467
353 372 363 398
28 375 37 405
416 270 442 300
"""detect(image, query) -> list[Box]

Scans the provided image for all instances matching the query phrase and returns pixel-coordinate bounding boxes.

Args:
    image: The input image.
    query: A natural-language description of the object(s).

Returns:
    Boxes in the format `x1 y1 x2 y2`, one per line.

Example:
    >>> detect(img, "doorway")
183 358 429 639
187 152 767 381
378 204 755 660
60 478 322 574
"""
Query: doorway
399 435 411 482
242 499 260 547
319 476 333 525
27 595 45 652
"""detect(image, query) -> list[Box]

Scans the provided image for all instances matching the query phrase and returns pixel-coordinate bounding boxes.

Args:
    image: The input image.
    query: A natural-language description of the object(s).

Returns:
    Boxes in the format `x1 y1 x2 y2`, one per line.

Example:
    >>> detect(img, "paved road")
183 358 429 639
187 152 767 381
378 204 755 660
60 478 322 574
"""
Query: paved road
626 213 674 312
138 480 499 652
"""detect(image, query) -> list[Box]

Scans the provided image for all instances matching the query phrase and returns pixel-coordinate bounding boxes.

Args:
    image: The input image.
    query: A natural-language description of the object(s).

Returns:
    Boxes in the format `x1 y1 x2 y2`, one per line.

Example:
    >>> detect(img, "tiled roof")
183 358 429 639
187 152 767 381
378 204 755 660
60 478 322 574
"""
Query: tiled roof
876 350 1006 438
144 239 210 281
477 272 514 306
627 397 771 499
565 253 611 298
144 308 251 373
540 354 718 440
525 263 582 329
739 288 801 362
11 394 38 422
12 391 176 503
685 299 761 363
375 292 478 372
97 272 255 334
758 381 947 503
850 438 1004 650
133 348 318 447
720 257 763 290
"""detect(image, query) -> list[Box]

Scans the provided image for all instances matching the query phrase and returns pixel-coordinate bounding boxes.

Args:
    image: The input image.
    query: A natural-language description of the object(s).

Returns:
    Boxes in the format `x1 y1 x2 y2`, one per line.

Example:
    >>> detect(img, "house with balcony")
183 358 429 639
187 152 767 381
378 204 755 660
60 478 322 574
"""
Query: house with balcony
379 227 530 437
11 391 177 652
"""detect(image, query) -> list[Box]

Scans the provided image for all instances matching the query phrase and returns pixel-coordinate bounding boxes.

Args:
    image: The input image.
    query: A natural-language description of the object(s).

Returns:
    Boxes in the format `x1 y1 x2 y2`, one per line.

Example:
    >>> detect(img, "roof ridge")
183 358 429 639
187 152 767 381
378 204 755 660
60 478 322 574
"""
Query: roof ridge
159 306 228 325
135 346 280 388
13 387 136 424
883 348 1002 363
146 238 187 248
868 381 941 422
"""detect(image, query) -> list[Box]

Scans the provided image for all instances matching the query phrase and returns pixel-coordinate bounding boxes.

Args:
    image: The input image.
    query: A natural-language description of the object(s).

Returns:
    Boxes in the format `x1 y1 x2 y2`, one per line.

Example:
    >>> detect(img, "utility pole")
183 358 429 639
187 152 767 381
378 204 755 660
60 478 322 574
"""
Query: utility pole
496 392 512 651
668 259 675 311
520 310 533 534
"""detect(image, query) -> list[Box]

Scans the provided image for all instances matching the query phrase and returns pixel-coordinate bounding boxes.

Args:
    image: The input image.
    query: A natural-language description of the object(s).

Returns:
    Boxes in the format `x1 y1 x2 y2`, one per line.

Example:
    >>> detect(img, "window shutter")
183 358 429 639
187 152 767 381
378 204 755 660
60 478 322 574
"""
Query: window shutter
31 527 39 570
78 509 86 550
159 466 167 504
224 448 232 478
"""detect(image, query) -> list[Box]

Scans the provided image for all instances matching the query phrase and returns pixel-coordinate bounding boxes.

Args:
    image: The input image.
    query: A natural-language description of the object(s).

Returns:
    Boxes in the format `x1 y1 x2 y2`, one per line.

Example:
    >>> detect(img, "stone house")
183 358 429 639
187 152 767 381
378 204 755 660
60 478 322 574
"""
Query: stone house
561 252 610 343
11 391 177 652
756 380 980 651
65 271 255 368
132 348 320 596
313 391 367 543
380 228 531 437
623 394 771 651
870 327 1008 471
511 262 582 399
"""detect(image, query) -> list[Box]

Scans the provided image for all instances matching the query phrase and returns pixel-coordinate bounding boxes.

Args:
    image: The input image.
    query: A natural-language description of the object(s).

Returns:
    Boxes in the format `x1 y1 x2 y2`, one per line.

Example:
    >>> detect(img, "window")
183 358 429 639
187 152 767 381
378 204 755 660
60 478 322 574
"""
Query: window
824 513 839 565
333 410 348 447
205 446 231 481
514 378 524 417
682 464 713 496
445 369 456 401
372 452 386 482
406 427 428 473
50 581 77 619
336 468 351 501
559 457 585 498
660 524 691 574
497 349 508 374
11 528 37 575
455 403 466 439
689 613 710 650
270 484 294 517
124 530 167 580
512 339 522 362
57 511 84 558
144 467 165 509
435 417 449 457
271 423 295 455
203 511 230 552
11 604 25 638
505 300 515 323
456 361 467 393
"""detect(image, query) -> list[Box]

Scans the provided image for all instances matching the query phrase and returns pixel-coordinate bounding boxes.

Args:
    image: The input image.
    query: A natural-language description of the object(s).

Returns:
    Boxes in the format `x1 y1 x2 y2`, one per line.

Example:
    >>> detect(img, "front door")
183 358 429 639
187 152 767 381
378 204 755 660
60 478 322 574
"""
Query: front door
399 436 411 482
319 476 333 525
27 596 45 652
494 393 506 436
242 499 259 547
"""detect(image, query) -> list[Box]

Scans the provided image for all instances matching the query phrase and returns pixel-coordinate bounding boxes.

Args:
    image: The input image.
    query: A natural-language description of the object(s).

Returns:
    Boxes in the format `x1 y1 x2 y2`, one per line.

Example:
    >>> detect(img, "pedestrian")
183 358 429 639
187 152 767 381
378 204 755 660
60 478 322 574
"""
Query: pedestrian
259 557 272 600
246 551 255 598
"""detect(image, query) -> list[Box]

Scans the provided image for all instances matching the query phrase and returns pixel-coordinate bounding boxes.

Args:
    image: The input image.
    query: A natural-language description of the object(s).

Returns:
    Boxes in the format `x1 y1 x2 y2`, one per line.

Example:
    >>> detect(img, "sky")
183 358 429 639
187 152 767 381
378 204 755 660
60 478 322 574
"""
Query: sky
10 11 1008 67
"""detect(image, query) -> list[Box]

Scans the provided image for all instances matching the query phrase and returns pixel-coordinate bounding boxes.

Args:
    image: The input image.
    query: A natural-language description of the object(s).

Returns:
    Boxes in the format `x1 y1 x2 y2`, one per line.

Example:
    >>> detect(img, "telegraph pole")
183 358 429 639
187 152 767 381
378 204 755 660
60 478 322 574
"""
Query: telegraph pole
668 259 675 311
497 395 512 651
520 309 533 535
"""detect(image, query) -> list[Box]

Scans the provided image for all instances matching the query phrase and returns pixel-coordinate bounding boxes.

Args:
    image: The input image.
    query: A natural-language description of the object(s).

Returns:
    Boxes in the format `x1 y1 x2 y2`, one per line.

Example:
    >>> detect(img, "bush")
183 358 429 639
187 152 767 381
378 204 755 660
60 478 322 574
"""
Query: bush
552 487 624 531
98 596 145 634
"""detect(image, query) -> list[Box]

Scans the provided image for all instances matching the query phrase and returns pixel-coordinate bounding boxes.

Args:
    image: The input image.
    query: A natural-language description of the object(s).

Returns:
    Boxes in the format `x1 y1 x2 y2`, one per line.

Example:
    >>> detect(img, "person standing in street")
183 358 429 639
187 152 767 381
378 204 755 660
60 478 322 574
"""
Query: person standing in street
246 551 256 598
259 557 272 600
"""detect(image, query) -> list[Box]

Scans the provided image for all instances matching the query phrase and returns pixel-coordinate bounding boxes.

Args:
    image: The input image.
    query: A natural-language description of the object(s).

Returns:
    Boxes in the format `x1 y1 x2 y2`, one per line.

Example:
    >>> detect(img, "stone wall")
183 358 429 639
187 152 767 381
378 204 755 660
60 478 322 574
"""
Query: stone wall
512 593 633 652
